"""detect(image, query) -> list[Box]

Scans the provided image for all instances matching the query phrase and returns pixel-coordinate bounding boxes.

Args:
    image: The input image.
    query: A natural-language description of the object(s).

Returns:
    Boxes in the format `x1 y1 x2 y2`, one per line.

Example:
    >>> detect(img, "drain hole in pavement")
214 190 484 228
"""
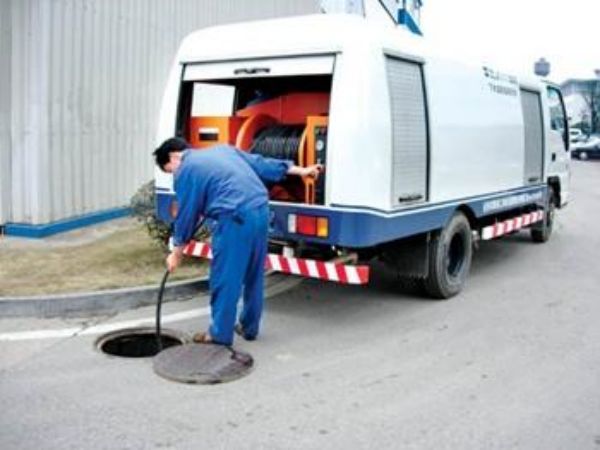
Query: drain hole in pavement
96 327 184 358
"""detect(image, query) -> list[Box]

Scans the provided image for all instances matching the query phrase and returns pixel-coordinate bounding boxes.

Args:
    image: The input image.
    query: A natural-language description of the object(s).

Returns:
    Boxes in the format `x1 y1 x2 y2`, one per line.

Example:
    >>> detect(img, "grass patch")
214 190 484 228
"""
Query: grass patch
0 223 207 296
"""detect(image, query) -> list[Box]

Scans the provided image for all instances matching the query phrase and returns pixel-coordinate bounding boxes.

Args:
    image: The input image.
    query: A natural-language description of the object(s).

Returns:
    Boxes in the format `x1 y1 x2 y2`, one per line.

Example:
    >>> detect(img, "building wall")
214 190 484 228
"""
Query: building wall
564 94 587 126
2 0 320 226
0 0 12 225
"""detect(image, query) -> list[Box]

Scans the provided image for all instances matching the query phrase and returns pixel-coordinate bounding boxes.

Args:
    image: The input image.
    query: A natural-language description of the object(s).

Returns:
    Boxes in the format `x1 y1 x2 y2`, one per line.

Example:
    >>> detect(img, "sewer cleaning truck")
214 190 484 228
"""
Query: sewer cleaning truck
154 12 570 299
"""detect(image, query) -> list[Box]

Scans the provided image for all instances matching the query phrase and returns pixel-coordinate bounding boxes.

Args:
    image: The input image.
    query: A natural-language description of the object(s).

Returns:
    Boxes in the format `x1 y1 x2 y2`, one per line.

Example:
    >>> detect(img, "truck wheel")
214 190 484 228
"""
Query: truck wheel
579 151 588 160
531 188 555 243
424 212 473 299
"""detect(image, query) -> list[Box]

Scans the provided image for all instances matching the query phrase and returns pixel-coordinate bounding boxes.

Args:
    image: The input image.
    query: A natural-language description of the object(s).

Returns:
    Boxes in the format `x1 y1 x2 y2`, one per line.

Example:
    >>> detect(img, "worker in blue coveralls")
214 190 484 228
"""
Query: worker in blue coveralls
153 137 322 346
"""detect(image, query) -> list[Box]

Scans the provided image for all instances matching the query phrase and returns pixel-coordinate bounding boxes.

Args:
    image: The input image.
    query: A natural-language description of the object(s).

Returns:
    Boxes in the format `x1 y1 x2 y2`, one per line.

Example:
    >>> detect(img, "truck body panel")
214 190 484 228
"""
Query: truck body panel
154 14 568 291
267 185 545 248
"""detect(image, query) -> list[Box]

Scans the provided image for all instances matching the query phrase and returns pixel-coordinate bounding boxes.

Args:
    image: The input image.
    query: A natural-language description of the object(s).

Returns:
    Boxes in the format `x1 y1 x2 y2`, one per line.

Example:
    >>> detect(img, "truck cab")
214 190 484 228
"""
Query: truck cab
544 83 571 207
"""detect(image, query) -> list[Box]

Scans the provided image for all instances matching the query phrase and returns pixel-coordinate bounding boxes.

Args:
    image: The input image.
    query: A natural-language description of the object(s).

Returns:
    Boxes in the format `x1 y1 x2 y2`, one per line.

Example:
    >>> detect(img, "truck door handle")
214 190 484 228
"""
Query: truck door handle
398 194 423 203
552 153 556 162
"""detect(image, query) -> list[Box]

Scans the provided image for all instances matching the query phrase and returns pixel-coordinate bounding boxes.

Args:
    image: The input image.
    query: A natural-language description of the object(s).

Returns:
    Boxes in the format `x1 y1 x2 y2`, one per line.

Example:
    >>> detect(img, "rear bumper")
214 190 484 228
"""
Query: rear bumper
183 241 370 285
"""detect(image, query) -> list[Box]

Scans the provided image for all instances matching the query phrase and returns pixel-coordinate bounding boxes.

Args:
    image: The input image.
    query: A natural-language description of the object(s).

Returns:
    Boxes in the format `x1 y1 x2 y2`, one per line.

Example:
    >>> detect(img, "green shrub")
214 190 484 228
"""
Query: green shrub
130 180 210 251
130 180 171 250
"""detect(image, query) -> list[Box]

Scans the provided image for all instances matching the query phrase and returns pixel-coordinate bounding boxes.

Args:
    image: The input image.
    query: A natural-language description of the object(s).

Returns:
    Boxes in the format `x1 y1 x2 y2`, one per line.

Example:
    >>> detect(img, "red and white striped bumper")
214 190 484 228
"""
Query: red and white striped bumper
183 241 370 285
481 210 544 240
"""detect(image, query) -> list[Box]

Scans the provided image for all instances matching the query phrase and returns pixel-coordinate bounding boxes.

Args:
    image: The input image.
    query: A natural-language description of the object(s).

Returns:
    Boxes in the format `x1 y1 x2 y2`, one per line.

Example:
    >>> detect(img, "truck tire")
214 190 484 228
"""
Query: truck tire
424 212 473 299
579 151 588 160
531 188 555 243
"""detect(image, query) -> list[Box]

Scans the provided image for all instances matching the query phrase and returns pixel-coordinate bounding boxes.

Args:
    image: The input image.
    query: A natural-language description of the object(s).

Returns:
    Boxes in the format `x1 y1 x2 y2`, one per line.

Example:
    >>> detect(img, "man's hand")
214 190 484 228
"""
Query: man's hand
166 247 184 273
303 164 323 179
287 164 324 179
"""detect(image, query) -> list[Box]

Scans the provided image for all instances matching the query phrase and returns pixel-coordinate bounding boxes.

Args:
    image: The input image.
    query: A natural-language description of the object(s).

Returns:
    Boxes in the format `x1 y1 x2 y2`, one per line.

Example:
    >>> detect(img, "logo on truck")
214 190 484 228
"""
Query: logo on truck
483 66 518 97
483 191 544 213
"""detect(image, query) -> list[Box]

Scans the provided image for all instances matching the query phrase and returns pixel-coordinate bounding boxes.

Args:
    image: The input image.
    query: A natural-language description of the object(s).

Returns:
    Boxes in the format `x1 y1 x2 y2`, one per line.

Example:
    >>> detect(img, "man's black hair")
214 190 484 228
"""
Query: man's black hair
153 137 189 171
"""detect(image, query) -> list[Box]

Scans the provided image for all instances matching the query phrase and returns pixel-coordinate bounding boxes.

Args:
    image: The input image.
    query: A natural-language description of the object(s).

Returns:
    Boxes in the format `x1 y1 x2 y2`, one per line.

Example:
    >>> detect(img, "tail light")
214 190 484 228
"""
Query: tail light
288 214 328 238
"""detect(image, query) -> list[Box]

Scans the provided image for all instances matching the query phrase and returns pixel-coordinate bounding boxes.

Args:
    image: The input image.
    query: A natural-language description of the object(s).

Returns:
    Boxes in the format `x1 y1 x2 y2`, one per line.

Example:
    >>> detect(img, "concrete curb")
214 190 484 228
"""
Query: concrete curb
0 277 209 319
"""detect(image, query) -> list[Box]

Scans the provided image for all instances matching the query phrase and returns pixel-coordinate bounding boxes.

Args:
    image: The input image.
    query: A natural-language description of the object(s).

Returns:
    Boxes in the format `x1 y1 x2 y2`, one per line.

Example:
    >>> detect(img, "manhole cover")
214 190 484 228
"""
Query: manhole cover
96 327 185 358
153 343 254 384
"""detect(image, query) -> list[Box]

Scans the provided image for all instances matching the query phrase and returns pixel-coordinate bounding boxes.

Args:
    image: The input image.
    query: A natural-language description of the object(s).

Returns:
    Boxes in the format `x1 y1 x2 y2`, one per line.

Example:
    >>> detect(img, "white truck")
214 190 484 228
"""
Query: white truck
155 14 570 298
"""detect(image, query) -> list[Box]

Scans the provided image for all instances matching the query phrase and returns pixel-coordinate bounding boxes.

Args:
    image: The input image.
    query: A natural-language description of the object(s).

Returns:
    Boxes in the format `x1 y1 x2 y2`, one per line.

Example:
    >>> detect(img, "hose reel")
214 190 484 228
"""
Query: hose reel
186 113 327 204
250 125 304 163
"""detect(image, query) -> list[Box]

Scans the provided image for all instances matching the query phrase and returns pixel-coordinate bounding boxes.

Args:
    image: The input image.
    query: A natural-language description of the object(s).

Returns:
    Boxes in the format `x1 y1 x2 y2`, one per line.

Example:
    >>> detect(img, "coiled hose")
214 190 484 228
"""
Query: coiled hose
250 125 304 162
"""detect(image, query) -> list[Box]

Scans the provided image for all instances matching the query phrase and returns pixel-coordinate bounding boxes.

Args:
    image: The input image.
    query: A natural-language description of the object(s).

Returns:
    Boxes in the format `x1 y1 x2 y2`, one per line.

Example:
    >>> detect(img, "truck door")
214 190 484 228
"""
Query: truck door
520 89 544 186
546 86 570 206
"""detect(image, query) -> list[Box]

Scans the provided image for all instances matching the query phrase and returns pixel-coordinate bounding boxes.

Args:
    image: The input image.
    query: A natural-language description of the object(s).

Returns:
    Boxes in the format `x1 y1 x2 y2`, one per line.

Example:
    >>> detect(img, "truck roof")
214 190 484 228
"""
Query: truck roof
175 13 545 92
176 13 425 63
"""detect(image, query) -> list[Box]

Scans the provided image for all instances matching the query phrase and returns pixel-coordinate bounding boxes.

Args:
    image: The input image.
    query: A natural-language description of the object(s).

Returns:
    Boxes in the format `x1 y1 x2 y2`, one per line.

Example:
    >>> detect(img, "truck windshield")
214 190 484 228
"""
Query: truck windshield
547 86 568 148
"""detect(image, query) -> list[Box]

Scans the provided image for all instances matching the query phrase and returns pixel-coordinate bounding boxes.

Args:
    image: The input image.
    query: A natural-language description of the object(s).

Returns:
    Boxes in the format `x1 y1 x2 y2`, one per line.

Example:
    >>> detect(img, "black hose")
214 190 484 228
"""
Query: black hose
155 269 170 352
156 218 206 353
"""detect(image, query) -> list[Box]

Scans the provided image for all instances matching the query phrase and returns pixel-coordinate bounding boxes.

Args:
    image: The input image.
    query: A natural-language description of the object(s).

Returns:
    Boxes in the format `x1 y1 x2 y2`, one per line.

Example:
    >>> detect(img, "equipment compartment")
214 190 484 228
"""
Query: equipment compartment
176 74 332 205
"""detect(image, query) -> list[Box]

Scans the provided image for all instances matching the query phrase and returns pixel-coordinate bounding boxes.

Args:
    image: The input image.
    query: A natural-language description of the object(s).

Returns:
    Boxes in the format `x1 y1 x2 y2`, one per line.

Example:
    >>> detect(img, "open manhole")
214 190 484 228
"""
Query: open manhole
96 327 186 358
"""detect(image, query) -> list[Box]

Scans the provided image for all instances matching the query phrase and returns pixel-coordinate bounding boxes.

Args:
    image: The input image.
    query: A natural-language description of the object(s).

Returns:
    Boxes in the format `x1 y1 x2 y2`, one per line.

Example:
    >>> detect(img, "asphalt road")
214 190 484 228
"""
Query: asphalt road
1 161 599 450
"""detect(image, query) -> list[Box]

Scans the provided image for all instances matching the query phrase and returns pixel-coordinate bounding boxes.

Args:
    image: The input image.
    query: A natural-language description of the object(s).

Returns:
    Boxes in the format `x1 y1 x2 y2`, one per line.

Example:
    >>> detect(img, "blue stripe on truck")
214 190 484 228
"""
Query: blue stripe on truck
268 202 454 247
157 185 547 248
156 192 175 225
269 185 547 248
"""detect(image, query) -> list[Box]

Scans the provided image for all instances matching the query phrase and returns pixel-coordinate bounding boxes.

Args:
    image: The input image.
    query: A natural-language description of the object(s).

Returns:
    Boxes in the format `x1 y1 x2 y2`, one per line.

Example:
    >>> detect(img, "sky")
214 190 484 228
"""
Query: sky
419 0 600 83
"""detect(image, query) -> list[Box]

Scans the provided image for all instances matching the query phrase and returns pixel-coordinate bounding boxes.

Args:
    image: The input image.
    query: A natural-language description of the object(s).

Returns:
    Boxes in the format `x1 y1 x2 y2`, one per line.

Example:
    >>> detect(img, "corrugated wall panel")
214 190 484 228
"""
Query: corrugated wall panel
0 0 12 224
8 0 24 223
10 0 53 224
5 0 320 225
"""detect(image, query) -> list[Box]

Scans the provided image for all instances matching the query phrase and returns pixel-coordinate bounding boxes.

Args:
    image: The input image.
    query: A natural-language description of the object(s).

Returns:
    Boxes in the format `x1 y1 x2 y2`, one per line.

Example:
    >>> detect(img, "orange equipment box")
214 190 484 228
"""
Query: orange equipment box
188 116 246 149
236 93 330 125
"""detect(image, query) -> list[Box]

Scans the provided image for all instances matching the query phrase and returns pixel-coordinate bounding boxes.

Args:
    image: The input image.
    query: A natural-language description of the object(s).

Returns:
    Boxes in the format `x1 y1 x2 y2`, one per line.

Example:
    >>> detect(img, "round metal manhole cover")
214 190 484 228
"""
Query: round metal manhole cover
153 343 254 384
96 327 185 358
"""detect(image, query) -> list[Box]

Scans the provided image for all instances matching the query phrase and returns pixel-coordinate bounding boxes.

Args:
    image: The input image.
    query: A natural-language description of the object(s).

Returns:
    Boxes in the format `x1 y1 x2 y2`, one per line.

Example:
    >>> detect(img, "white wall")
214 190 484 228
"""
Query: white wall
0 0 11 225
2 0 320 225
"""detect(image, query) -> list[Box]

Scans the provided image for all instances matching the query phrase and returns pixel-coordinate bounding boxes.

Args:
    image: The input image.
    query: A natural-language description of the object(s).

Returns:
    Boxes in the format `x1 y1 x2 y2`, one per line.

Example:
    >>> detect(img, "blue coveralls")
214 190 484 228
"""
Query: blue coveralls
172 146 292 345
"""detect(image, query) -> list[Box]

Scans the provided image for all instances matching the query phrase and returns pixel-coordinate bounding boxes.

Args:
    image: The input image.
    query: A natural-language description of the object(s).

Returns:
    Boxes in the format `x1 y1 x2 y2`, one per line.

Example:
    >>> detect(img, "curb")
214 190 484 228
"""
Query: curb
0 277 209 319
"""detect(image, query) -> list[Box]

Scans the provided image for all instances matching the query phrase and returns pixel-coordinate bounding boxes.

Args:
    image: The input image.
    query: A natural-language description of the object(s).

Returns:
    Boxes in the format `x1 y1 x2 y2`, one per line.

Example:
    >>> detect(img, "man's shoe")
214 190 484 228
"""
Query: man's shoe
234 324 256 341
192 331 224 345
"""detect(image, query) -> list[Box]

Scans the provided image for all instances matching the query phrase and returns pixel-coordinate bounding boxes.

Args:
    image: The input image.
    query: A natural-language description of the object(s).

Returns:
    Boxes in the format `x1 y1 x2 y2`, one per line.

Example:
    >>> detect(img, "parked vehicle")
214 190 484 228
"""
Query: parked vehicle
155 14 570 298
572 136 600 160
569 128 584 143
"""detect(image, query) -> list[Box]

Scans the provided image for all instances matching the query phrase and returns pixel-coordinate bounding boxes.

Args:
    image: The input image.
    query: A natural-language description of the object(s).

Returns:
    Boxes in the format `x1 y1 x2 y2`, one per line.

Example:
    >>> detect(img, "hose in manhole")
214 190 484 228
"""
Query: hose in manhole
96 327 186 358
